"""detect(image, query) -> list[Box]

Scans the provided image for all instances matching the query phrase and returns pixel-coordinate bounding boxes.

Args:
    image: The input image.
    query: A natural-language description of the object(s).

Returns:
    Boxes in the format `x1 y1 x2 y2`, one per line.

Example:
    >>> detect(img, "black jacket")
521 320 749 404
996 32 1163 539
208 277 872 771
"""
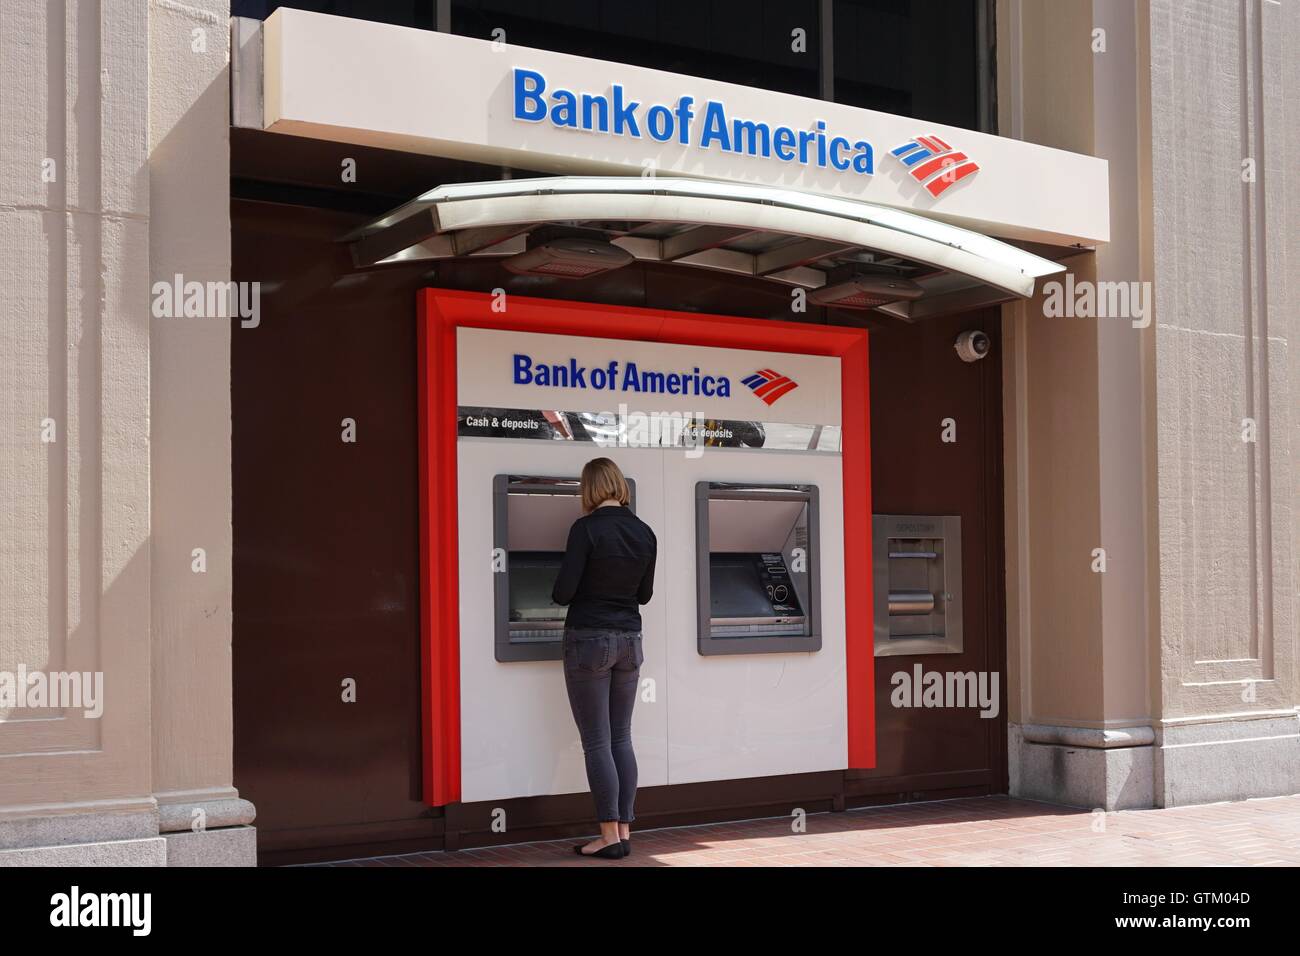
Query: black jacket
551 504 657 631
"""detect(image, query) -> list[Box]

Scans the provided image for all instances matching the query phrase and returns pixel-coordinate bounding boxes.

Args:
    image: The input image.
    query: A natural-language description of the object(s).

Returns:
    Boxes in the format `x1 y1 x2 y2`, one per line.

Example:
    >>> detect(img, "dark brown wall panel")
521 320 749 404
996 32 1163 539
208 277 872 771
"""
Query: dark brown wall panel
859 309 1007 788
232 201 427 835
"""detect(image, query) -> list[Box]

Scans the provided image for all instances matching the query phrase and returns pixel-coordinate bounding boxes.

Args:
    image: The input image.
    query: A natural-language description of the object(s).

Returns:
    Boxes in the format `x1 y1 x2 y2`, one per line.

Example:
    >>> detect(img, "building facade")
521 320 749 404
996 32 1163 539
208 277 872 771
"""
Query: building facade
0 0 1295 866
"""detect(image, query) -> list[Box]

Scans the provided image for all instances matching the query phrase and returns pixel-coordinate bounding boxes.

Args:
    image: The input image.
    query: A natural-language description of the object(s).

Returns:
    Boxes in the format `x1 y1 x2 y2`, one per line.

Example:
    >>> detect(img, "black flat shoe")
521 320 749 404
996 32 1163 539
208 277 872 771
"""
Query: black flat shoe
621 839 631 856
573 841 625 859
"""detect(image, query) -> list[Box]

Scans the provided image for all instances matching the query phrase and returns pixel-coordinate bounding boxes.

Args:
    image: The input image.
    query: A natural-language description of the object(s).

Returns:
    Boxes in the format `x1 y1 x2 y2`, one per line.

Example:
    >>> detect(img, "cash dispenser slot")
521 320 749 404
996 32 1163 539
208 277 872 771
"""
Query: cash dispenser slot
492 474 636 662
695 482 821 656
873 514 963 656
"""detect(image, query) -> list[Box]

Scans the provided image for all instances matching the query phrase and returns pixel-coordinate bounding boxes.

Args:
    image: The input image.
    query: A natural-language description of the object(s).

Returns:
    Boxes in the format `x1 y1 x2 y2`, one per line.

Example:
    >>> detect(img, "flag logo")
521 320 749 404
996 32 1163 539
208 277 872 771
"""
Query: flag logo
742 369 799 406
890 135 980 198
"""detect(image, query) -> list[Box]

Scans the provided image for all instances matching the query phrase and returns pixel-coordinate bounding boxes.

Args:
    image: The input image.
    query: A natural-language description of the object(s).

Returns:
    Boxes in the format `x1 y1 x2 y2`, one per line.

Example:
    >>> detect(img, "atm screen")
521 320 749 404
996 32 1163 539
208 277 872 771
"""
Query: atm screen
507 551 567 628
710 556 779 618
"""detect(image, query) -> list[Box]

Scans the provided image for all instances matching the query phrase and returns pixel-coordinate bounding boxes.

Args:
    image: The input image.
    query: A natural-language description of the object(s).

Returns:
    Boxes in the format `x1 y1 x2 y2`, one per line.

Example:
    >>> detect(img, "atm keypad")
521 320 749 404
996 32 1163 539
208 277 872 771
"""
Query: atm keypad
757 553 802 616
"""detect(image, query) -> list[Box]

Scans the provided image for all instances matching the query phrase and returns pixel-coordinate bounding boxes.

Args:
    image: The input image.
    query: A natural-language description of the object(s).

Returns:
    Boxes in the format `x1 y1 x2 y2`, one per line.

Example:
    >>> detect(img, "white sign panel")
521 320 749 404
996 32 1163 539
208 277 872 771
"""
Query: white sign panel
260 9 1109 246
456 327 842 428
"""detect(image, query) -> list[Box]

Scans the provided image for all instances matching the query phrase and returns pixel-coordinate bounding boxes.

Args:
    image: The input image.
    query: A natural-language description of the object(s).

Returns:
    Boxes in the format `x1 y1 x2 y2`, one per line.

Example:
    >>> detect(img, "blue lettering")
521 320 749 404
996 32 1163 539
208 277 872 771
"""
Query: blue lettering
647 104 674 142
581 93 609 132
568 358 587 388
773 126 796 161
514 71 877 178
830 136 851 171
852 140 874 174
732 119 771 157
674 96 695 145
519 353 741 401
611 85 641 136
798 128 815 164
699 101 731 151
513 69 546 122
550 88 578 127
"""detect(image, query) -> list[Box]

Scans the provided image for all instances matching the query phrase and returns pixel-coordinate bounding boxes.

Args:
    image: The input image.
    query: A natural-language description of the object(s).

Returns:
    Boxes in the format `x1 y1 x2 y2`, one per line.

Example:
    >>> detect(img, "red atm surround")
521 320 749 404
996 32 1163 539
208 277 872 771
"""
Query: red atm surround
417 289 875 806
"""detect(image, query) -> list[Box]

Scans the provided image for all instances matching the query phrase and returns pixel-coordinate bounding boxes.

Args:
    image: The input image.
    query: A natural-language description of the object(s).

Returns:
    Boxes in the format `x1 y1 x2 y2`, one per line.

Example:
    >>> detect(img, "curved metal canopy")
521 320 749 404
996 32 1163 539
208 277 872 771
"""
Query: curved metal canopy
343 176 1066 318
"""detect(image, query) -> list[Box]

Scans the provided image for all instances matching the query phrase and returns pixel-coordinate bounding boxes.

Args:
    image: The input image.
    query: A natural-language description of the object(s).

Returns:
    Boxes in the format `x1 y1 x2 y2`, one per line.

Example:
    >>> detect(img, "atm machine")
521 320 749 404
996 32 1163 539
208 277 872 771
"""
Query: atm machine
694 482 821 655
492 474 635 662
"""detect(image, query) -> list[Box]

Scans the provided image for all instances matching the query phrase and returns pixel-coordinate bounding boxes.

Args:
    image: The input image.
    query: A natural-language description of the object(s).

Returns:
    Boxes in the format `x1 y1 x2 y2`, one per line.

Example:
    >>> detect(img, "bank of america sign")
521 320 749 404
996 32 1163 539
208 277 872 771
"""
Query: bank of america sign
512 69 984 202
513 68 878 178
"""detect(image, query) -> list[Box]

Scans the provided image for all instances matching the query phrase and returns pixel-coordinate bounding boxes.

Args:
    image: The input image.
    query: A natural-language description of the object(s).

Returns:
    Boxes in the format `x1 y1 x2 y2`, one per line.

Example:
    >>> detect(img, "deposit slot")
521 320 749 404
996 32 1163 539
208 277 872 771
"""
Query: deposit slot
492 475 636 662
872 514 963 656
695 482 821 656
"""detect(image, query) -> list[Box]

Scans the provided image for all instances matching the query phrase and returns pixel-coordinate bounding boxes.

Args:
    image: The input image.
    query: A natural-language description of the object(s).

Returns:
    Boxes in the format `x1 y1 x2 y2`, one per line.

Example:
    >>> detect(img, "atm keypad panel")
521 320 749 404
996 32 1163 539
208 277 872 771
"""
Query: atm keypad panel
706 552 805 635
758 553 801 615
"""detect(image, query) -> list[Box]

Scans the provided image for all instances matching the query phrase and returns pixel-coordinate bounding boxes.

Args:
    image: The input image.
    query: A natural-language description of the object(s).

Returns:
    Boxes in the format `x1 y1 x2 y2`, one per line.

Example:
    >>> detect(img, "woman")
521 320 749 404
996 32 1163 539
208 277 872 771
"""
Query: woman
551 457 657 860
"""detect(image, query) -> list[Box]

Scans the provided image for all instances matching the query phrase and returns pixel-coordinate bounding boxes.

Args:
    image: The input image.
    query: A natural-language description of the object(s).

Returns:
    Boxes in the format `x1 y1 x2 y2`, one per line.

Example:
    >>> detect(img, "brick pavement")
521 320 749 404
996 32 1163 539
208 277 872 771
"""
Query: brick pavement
308 793 1300 867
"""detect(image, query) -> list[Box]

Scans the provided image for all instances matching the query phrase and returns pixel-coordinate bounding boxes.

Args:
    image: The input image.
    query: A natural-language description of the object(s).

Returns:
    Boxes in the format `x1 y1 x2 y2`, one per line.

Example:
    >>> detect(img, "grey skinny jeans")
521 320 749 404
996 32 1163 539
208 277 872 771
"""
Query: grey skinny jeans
562 627 643 824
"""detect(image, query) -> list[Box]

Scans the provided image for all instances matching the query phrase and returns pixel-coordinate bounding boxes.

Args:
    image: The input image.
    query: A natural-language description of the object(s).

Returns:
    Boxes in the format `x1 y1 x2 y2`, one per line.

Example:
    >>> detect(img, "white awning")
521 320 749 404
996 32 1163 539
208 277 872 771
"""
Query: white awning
343 176 1068 318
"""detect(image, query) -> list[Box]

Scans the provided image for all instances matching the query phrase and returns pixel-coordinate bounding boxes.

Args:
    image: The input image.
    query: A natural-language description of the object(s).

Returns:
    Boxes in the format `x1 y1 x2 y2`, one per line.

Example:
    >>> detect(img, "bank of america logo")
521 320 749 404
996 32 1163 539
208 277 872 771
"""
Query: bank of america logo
890 135 980 198
743 369 799 405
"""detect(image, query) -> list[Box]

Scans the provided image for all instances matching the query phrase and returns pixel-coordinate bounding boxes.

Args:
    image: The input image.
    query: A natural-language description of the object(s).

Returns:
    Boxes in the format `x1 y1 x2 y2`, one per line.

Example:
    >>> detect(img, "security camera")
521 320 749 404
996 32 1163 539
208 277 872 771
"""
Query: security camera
954 330 991 363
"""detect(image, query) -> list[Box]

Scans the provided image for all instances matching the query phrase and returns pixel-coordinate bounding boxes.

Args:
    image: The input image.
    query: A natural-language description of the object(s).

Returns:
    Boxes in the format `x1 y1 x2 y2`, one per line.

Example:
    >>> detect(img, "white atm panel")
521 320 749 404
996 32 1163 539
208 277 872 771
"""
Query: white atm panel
663 448 847 787
457 439 668 806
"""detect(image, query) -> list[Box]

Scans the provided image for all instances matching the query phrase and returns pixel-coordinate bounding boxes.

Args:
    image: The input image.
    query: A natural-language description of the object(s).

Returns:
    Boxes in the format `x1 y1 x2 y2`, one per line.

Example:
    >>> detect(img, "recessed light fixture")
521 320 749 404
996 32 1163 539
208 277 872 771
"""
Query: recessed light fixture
809 274 925 310
503 237 634 278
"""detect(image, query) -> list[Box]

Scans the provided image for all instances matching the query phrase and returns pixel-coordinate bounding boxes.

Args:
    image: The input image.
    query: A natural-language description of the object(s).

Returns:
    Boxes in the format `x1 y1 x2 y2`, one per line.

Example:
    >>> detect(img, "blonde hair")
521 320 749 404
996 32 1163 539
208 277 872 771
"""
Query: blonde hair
580 457 630 514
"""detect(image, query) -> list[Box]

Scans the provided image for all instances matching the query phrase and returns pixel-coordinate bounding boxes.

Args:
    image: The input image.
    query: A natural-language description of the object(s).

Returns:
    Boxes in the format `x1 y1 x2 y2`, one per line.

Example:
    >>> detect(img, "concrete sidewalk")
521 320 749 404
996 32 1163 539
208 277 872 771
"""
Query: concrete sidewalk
313 793 1300 867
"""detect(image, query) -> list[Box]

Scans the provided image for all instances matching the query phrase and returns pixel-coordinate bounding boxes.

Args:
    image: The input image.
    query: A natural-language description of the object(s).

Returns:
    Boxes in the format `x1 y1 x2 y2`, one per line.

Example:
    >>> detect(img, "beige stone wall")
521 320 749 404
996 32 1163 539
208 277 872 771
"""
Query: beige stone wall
0 0 153 812
148 0 239 817
1145 0 1299 803
1002 0 1299 806
1000 0 1153 737
1149 0 1297 720
0 0 243 861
